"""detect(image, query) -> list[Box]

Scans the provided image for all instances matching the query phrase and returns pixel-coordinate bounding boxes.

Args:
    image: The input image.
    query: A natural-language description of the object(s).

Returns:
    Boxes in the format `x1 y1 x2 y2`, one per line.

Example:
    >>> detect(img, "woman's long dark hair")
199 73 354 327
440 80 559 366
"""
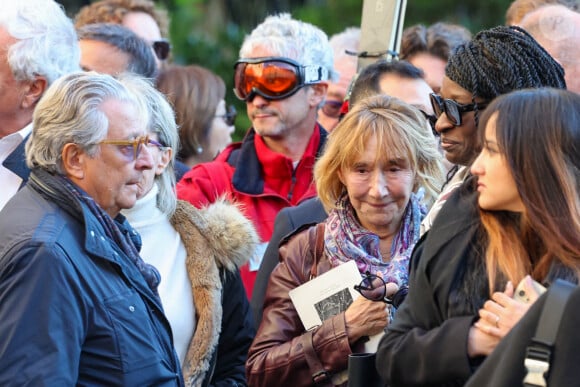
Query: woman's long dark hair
476 88 580 291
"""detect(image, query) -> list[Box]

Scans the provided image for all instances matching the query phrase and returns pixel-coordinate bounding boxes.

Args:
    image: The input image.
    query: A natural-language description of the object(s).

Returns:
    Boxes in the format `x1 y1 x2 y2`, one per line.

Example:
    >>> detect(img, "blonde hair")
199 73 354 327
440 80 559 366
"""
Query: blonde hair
315 94 445 212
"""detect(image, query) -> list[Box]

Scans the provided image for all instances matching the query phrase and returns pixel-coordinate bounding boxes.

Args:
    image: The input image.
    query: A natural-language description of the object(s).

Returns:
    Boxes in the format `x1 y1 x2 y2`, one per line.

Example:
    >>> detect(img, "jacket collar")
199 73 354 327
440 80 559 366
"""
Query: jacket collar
3 133 31 186
231 124 327 195
421 176 481 258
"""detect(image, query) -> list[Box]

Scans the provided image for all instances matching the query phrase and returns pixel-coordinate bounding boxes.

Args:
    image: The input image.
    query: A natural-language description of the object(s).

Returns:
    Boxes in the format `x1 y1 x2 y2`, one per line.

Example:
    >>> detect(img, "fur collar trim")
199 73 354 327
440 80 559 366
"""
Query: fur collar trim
170 198 258 387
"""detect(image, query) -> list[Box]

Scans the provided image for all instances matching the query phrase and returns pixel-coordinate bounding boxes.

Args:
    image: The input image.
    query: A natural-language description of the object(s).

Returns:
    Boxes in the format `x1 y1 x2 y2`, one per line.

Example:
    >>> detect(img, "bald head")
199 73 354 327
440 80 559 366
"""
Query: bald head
520 4 580 92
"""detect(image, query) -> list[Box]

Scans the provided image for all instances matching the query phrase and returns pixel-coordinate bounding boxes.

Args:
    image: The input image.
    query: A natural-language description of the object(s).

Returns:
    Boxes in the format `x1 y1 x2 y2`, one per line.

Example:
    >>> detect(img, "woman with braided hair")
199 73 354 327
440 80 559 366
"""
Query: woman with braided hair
420 24 565 235
376 26 567 386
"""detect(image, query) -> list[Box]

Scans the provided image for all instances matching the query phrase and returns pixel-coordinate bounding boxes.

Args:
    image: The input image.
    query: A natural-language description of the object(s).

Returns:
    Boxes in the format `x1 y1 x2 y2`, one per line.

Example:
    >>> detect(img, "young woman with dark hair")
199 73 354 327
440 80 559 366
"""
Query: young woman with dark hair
376 87 580 386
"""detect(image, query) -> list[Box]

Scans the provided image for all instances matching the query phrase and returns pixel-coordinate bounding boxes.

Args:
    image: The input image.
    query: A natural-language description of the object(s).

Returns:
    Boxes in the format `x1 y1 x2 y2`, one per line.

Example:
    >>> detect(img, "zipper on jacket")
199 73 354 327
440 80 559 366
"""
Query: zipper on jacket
287 170 297 201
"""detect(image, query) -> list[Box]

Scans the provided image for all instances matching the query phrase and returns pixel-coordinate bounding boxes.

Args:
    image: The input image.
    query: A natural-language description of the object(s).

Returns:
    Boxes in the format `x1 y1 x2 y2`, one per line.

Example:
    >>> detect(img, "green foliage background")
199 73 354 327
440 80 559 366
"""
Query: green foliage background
64 0 514 139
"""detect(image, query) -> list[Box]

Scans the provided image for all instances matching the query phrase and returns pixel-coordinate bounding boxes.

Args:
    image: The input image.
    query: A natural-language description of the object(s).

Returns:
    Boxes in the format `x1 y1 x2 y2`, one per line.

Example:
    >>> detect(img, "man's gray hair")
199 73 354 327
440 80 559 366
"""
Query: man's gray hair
239 13 338 82
119 74 178 216
26 71 145 174
77 23 158 79
0 0 80 84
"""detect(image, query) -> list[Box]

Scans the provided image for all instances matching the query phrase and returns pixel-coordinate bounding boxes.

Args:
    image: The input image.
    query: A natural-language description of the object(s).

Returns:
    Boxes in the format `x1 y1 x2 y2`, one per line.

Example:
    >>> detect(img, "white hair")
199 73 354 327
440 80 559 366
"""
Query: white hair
0 0 80 84
239 13 338 82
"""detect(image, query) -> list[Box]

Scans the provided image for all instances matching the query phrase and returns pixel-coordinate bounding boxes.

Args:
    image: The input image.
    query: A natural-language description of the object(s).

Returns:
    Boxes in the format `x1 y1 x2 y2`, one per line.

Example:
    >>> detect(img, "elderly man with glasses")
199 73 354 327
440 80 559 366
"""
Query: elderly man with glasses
0 72 183 385
177 13 336 301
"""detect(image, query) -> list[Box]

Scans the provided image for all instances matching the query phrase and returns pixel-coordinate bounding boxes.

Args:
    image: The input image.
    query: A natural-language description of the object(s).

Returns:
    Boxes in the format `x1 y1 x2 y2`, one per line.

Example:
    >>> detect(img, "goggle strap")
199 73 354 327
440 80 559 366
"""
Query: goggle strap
304 65 328 84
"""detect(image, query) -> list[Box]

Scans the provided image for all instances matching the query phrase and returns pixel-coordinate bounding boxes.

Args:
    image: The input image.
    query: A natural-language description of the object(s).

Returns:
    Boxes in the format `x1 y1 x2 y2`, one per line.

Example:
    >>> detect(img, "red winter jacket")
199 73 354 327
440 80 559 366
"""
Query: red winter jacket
176 126 327 299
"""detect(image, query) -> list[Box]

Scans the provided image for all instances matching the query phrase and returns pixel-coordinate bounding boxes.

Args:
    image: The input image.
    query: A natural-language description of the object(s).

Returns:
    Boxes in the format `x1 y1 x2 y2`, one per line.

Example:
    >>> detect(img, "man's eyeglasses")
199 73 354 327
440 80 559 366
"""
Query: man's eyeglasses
96 135 166 161
233 56 329 101
321 100 344 119
152 39 171 61
354 271 409 309
215 105 237 126
429 93 488 127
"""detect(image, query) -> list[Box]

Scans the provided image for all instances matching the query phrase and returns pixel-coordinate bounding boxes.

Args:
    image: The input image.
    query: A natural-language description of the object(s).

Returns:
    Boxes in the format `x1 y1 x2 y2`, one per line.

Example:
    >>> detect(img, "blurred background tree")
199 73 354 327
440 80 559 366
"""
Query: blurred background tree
61 0 513 139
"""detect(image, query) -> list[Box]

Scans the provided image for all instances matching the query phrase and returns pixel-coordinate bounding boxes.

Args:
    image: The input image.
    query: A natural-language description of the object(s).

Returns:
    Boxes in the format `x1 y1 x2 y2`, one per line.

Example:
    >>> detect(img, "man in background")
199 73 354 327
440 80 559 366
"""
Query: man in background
177 13 336 300
0 0 80 211
317 27 360 131
78 23 157 79
75 0 171 69
520 4 580 93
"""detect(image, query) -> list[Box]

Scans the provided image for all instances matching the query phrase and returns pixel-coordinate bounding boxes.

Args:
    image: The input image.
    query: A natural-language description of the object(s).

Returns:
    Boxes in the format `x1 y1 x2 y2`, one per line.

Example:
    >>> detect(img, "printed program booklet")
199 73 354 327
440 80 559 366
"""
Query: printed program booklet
289 260 383 352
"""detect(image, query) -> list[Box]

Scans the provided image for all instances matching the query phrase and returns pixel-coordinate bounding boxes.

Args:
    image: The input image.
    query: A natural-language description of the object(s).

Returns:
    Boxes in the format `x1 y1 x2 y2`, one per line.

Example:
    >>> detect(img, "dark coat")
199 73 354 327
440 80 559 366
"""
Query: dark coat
0 183 183 386
376 181 484 387
251 197 327 324
376 177 578 386
466 281 580 387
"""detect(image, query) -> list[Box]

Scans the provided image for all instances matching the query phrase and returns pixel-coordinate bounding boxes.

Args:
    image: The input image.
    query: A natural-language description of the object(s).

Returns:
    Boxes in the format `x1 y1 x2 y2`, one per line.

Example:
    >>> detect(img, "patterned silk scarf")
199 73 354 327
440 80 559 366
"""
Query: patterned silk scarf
28 168 161 294
324 190 427 288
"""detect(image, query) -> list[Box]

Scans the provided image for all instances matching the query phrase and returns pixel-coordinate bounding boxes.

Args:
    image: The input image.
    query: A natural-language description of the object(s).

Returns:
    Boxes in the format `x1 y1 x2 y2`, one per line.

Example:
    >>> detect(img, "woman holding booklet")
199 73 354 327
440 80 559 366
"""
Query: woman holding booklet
246 95 445 387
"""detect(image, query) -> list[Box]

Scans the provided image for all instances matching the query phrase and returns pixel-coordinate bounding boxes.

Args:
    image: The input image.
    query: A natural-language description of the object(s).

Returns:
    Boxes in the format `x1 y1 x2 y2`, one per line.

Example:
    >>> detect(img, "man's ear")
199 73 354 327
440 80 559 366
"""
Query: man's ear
155 147 173 176
61 143 87 180
308 82 328 107
21 76 48 109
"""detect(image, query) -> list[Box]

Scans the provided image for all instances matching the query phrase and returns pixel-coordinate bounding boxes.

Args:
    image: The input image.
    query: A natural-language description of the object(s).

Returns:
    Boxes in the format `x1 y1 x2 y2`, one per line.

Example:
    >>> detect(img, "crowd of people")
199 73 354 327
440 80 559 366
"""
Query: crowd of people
0 0 578 386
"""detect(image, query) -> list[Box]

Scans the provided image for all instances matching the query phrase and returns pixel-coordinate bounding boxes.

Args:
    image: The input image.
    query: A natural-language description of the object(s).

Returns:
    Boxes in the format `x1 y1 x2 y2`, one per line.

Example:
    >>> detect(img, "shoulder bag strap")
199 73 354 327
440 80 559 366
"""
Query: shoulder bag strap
523 279 576 387
310 223 326 279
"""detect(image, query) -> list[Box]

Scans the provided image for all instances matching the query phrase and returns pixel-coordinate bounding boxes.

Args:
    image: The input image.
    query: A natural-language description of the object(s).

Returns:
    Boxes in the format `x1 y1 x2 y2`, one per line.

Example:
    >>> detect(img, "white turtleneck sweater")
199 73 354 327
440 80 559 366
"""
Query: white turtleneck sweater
122 184 195 365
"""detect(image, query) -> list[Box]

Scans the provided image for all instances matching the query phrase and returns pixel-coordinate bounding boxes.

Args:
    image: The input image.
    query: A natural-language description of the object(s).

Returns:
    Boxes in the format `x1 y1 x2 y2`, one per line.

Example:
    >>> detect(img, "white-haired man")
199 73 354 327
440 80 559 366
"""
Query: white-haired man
177 13 336 300
0 0 80 211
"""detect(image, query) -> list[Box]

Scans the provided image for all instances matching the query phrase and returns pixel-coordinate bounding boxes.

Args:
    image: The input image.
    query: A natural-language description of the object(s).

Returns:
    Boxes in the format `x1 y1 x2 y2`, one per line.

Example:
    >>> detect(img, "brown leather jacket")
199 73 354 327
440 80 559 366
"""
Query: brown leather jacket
246 224 354 387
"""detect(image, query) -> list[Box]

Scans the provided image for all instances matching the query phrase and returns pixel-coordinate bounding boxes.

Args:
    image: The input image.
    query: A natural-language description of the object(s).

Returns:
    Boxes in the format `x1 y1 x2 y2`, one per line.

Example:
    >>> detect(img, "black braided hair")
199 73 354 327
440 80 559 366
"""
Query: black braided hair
446 25 566 125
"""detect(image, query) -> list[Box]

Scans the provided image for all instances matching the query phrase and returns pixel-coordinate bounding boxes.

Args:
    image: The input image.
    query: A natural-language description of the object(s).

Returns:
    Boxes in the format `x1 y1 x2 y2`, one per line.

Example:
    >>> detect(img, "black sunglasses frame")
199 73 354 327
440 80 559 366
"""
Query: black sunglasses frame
430 93 488 127
216 105 237 126
152 39 171 61
419 109 439 137
354 271 409 308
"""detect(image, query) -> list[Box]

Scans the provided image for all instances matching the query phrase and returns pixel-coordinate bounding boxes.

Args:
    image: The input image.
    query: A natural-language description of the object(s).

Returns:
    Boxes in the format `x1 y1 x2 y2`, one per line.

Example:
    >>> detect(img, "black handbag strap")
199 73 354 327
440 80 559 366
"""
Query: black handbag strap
523 279 576 387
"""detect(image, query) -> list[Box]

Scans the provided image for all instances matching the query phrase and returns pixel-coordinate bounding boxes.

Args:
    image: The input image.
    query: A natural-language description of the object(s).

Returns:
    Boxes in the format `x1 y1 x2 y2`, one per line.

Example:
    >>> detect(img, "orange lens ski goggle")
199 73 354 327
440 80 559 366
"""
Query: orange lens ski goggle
233 57 328 101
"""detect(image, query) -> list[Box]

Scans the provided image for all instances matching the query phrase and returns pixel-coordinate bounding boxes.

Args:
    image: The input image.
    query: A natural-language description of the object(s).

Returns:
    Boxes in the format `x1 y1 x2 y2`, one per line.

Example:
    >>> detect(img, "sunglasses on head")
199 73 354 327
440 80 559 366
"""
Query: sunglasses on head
321 100 344 118
233 56 329 101
429 93 488 127
215 105 237 126
152 39 171 60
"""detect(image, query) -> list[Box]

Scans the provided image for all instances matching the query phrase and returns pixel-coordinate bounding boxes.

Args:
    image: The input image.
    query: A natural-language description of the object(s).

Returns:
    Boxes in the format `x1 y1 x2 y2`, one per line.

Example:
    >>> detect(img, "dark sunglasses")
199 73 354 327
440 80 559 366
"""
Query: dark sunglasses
233 56 328 101
215 105 237 126
321 100 344 118
354 271 409 309
418 109 439 137
429 93 488 127
152 39 171 60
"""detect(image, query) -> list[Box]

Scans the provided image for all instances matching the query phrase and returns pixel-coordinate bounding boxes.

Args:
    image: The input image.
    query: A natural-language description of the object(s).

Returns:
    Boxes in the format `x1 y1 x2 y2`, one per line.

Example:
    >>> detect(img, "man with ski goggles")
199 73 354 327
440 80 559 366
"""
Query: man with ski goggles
177 13 335 301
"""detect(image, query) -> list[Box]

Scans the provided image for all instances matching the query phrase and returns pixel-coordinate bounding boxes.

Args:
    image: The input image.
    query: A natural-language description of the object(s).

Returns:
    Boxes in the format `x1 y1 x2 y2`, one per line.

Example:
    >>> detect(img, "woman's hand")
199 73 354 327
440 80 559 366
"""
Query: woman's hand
344 296 389 344
467 324 500 357
470 277 540 355
475 277 539 338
